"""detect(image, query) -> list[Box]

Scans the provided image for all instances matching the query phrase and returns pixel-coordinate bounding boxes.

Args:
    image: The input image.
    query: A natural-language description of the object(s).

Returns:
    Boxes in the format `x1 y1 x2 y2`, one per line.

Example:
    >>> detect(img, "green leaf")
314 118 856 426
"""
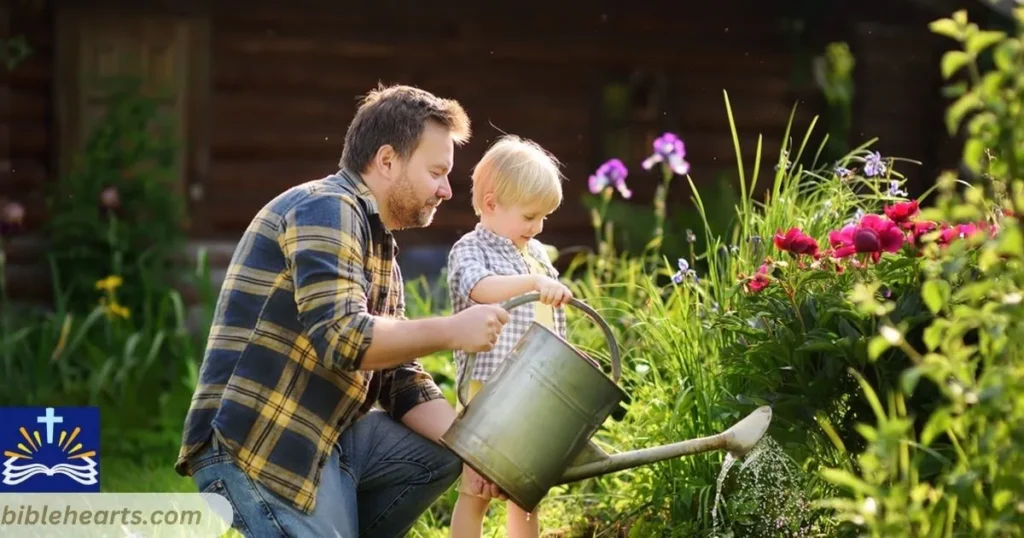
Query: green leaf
941 50 972 79
993 489 1013 511
966 30 1006 55
820 468 878 497
952 9 967 26
997 224 1024 258
963 139 986 174
928 18 962 40
993 40 1020 72
921 408 952 445
980 72 1005 98
953 281 996 302
945 91 982 135
922 279 951 314
901 367 923 395
868 335 891 362
966 111 995 136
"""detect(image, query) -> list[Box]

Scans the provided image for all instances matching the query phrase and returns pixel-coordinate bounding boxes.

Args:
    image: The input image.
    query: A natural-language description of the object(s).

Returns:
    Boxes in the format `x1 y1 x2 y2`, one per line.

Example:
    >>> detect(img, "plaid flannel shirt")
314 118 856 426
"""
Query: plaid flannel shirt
446 224 567 383
174 168 444 514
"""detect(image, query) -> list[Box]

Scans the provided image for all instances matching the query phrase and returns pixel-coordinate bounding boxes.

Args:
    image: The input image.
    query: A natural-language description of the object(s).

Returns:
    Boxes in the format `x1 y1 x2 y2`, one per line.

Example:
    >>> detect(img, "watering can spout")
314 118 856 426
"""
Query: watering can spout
557 406 773 485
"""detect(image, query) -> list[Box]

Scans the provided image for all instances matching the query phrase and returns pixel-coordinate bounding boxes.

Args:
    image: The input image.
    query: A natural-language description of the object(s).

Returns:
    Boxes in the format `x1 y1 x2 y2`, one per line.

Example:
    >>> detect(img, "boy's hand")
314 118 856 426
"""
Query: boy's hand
535 276 573 307
447 304 509 352
462 464 507 500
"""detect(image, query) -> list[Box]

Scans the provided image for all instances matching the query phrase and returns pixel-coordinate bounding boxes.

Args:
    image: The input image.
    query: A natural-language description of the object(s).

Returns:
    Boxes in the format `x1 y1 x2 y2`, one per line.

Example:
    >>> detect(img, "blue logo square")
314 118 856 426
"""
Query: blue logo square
0 407 101 492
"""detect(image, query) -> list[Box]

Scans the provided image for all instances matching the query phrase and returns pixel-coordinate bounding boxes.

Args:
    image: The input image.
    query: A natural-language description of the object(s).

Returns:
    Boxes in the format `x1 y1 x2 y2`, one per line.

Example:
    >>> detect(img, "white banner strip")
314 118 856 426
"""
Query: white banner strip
0 493 233 537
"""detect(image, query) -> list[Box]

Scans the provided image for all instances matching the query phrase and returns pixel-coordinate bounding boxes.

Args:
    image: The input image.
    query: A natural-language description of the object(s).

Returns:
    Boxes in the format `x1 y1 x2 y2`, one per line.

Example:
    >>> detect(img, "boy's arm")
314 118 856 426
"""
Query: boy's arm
468 274 539 304
448 239 541 305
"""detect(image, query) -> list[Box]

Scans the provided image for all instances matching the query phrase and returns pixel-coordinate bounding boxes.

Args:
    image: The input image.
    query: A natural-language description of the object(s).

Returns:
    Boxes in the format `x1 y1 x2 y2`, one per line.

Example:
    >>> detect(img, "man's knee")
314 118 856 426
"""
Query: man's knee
434 448 462 486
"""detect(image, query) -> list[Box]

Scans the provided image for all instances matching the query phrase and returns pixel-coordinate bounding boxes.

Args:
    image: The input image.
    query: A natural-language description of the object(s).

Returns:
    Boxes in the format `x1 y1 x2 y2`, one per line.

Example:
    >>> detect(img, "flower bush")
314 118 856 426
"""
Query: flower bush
412 7 1021 537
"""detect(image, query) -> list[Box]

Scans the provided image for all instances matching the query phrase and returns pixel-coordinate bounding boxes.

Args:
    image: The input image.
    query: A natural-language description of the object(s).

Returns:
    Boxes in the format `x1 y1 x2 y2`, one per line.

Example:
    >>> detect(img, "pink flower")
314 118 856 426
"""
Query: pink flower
773 227 819 257
100 186 121 210
907 220 938 248
745 263 772 293
0 200 26 236
829 214 905 263
937 223 981 246
1 201 25 227
884 200 919 225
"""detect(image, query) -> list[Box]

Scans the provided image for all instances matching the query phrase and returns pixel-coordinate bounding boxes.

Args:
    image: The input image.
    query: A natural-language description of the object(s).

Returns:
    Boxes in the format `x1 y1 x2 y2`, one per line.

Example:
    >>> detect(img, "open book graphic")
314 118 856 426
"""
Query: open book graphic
2 456 98 486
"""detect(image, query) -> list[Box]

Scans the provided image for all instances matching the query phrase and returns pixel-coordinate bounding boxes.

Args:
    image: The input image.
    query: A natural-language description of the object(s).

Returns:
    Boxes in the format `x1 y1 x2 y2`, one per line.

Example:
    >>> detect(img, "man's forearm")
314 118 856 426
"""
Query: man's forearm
358 315 454 370
469 275 538 304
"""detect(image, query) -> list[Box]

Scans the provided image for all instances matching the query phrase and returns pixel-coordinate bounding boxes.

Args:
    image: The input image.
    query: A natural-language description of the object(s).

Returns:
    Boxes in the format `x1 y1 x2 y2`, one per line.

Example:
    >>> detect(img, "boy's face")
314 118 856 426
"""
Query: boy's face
485 199 553 249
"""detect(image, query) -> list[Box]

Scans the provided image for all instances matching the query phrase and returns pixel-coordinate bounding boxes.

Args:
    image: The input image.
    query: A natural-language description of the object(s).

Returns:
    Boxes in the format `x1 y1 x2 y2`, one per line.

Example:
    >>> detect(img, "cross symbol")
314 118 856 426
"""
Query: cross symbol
37 407 63 445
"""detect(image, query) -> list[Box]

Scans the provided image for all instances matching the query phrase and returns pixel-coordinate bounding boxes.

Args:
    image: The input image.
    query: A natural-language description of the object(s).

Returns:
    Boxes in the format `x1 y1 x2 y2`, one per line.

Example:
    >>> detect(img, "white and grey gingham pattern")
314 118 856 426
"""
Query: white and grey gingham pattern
446 223 567 383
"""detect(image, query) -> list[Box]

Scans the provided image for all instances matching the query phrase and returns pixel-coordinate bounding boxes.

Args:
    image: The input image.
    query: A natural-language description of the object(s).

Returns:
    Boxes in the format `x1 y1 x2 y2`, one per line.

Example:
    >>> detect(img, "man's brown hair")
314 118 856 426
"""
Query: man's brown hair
339 84 472 173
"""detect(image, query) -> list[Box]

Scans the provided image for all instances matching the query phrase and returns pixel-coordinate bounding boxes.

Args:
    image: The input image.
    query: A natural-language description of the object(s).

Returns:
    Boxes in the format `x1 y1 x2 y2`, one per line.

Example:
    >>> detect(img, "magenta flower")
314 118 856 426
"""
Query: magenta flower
937 222 981 246
773 227 819 257
589 158 631 199
829 214 905 263
745 263 772 293
642 132 690 176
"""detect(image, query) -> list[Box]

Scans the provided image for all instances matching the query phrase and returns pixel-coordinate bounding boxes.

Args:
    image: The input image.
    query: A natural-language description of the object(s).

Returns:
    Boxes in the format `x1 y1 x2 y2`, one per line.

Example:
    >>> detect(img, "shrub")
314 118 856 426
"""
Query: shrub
46 76 187 315
816 8 1024 537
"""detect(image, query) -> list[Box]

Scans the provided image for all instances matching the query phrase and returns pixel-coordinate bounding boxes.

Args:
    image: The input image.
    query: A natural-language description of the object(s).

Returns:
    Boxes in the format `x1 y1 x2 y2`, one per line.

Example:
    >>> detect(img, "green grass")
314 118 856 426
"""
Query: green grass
101 456 195 493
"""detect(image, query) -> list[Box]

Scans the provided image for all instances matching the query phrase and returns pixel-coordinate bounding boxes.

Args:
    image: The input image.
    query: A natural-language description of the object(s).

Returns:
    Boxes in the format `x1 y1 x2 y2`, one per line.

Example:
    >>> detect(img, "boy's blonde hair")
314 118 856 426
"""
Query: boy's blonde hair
471 135 564 216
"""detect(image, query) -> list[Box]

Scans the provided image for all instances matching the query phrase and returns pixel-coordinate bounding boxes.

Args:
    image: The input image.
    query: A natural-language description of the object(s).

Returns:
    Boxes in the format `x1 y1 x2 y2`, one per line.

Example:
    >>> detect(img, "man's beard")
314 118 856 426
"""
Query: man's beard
386 171 439 230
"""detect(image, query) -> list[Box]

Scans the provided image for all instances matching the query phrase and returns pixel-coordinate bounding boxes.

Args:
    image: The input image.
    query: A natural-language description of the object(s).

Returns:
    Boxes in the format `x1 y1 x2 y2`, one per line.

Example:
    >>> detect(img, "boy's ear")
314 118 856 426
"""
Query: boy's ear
482 192 497 213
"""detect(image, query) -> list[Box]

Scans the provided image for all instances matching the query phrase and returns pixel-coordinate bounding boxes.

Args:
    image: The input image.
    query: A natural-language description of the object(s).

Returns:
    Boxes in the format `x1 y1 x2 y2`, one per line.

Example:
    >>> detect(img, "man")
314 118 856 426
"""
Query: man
175 84 509 537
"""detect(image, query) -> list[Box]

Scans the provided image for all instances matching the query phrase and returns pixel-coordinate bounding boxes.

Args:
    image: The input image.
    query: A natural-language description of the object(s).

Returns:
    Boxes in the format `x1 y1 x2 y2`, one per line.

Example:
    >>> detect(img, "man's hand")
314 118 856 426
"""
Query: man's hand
446 304 509 352
462 464 507 500
535 276 573 307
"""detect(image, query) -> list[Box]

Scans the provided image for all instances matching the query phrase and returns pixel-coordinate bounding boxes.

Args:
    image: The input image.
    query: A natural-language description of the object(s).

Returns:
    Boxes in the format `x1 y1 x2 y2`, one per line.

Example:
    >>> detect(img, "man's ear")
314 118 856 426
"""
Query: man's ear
373 145 398 179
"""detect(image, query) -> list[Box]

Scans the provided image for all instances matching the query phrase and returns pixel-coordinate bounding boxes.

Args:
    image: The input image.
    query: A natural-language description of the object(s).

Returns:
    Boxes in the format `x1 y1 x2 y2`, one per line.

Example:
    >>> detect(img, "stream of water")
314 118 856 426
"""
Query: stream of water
710 436 822 537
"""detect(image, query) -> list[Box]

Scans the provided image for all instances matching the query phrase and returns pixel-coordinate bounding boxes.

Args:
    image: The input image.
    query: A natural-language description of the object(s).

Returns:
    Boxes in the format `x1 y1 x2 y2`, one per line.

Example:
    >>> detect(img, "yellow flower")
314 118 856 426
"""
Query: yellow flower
108 303 131 319
98 297 131 320
95 275 123 291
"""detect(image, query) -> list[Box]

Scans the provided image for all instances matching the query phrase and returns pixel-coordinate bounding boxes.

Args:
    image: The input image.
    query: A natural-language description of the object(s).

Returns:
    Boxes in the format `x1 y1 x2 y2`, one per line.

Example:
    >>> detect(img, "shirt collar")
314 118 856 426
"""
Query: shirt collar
334 167 381 216
474 223 538 255
332 168 398 255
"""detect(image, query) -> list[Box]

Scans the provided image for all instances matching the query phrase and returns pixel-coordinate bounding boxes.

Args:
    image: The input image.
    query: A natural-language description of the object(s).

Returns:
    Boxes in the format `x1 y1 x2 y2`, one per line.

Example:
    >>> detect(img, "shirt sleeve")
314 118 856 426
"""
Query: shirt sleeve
376 261 445 420
446 238 495 304
278 193 375 372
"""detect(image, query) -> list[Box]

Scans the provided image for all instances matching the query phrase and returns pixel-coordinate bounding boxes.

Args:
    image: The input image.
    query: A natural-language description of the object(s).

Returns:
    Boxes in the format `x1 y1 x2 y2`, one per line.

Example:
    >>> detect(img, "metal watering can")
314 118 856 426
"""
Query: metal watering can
439 292 773 513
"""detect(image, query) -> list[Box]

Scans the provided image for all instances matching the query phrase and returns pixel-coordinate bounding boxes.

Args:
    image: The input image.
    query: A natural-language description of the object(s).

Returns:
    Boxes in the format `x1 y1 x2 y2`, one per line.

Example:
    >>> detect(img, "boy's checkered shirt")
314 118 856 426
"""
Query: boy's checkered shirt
446 224 567 383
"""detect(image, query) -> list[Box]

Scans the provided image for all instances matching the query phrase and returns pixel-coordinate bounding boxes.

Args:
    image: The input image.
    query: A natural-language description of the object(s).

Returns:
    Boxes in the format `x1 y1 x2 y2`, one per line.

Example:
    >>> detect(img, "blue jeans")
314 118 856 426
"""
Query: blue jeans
189 410 462 537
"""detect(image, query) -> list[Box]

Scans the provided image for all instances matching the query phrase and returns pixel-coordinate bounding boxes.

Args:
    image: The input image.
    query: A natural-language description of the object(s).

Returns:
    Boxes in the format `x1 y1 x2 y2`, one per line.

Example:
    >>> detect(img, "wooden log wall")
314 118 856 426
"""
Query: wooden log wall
200 0 818 247
2 0 53 301
3 0 982 302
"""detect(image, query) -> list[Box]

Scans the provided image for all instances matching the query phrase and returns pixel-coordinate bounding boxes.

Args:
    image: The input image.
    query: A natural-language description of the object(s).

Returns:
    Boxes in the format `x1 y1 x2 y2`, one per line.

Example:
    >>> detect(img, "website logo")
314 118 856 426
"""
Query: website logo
0 407 100 492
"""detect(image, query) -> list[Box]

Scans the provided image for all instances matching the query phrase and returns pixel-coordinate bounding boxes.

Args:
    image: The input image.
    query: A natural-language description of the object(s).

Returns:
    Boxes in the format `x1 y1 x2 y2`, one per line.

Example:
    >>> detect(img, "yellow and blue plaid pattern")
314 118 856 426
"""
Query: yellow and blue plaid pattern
174 169 444 514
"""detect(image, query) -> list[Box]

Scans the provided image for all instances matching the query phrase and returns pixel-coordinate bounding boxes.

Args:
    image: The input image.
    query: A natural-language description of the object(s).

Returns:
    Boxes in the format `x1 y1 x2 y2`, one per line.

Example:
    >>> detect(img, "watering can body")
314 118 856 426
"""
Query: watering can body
440 320 627 511
439 293 773 513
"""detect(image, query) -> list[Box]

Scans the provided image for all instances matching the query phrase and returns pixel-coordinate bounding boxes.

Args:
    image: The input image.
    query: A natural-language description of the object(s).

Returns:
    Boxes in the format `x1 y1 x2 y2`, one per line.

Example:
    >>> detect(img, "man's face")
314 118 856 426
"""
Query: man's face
386 121 454 229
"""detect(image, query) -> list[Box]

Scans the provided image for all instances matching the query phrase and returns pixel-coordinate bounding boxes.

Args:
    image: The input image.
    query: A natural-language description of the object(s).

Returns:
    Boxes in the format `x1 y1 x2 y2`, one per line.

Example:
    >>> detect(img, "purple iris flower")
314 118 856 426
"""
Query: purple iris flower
589 158 632 199
672 258 698 284
642 132 690 176
863 151 887 178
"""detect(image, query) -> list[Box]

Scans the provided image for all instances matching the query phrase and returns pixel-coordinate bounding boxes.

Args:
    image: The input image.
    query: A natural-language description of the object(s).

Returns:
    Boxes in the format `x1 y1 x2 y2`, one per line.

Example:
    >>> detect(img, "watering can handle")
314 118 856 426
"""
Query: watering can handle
457 292 622 407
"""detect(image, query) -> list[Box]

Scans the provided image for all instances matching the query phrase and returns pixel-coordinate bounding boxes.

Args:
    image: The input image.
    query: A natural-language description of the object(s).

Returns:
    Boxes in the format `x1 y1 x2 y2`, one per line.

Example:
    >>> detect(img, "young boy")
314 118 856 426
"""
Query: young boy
446 135 573 538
